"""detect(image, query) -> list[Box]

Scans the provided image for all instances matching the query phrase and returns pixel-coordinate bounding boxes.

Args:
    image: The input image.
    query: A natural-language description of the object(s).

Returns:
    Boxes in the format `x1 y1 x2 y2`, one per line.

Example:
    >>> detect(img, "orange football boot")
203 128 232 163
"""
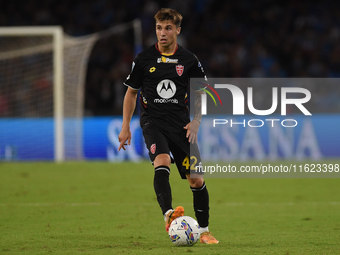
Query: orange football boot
165 206 184 232
200 231 219 244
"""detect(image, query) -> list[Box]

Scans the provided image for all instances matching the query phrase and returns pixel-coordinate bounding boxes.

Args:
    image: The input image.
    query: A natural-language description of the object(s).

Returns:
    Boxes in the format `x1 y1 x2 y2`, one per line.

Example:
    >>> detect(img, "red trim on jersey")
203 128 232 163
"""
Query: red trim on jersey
155 43 178 55
140 95 147 108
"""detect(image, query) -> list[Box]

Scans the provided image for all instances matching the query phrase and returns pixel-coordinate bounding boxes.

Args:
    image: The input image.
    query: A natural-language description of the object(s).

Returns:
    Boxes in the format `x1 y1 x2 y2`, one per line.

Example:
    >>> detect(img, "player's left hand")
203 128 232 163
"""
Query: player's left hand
184 119 200 144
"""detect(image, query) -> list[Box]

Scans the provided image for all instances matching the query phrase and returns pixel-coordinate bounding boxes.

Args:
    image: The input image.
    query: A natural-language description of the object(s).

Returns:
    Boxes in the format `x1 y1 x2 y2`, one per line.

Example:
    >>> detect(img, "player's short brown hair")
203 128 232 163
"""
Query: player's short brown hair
154 8 183 27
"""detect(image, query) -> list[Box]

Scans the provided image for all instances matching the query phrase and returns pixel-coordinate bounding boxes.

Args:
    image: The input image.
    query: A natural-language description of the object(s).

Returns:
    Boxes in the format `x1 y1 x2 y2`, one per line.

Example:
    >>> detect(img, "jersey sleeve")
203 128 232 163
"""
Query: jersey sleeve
124 54 143 90
189 55 208 91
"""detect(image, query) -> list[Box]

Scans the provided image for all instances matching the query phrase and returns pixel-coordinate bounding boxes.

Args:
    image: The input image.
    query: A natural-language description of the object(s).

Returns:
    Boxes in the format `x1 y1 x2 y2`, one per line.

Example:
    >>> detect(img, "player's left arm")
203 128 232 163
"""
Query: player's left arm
184 89 204 144
184 54 206 144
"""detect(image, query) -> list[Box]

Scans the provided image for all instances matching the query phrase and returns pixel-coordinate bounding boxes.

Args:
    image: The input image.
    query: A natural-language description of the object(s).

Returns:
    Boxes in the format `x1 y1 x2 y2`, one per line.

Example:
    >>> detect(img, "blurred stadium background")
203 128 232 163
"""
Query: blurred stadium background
1 3 340 254
0 0 340 161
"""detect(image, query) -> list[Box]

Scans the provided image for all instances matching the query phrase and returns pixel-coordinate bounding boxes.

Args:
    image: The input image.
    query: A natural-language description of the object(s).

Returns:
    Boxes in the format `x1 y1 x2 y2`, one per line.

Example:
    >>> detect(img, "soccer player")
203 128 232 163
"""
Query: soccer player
118 8 218 244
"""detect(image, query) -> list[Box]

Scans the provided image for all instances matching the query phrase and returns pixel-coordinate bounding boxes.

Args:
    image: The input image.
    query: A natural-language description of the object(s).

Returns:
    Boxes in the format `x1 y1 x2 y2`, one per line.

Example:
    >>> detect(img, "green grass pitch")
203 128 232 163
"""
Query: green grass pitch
1 160 340 254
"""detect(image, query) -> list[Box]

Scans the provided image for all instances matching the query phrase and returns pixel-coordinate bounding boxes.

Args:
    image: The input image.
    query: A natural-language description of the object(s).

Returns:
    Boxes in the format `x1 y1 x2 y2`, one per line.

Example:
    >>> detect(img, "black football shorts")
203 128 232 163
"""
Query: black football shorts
142 123 202 179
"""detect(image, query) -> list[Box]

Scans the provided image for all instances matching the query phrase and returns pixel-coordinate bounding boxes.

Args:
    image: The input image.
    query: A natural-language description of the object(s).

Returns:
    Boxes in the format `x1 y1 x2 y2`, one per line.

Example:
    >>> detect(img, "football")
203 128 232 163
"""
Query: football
168 216 201 246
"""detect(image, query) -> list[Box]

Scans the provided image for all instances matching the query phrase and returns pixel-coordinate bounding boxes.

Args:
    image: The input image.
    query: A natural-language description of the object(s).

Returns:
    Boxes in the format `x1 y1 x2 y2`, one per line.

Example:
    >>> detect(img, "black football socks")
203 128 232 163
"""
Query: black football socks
154 165 172 215
191 182 209 228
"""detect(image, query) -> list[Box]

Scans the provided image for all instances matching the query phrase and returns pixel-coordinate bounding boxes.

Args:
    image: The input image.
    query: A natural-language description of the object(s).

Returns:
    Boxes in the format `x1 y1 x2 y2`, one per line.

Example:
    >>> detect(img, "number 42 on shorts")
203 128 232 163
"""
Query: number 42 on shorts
182 155 198 170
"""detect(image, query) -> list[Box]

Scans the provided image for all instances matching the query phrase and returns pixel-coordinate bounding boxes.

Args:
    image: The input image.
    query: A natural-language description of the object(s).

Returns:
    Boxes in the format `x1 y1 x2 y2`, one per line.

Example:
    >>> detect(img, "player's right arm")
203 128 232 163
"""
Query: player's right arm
118 54 143 151
118 87 139 151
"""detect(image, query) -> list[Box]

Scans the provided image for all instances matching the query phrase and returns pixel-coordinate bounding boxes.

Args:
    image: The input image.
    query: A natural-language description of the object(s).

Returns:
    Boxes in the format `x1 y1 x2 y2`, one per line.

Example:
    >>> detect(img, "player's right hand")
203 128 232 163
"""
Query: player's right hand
118 128 131 151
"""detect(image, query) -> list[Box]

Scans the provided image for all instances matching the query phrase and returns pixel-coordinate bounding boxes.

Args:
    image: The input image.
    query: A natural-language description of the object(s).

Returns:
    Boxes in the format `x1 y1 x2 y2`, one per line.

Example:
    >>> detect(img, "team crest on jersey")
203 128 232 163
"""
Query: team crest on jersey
150 144 156 154
176 65 184 76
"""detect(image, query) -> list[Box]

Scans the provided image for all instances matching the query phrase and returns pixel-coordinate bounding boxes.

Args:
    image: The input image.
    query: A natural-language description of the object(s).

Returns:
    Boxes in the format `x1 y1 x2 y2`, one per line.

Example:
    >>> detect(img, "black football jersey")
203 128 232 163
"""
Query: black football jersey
124 43 206 132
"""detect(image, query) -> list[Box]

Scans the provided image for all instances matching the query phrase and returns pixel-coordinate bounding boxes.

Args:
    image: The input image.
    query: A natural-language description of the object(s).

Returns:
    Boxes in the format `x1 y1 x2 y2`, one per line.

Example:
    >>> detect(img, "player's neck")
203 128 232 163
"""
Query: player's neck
157 42 178 55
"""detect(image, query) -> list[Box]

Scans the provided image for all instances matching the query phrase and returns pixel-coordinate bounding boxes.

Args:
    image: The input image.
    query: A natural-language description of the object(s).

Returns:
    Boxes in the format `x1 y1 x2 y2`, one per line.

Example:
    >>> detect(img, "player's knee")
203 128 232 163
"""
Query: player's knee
188 177 204 188
154 153 171 168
